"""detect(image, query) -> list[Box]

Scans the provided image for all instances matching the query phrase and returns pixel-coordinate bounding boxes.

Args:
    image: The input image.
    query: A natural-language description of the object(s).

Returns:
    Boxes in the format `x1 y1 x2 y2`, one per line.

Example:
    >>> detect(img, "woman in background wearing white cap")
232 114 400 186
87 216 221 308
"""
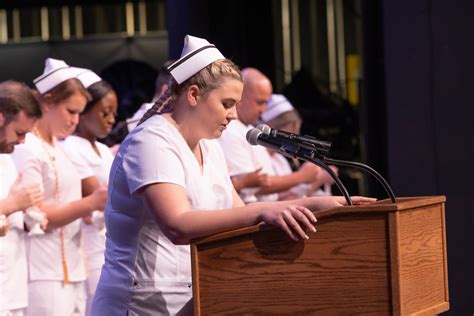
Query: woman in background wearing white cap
261 94 338 198
91 35 375 315
11 58 108 316
61 69 118 316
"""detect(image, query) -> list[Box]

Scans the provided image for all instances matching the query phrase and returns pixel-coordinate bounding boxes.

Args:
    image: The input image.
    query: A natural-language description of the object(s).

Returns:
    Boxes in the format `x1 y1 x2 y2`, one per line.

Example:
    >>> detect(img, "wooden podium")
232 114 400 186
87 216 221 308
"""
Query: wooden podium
190 196 449 315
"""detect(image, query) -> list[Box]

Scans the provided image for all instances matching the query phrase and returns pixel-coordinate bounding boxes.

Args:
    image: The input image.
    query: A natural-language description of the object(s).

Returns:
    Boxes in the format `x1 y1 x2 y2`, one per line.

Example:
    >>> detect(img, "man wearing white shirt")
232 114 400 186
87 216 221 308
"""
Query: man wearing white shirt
0 81 44 316
218 68 320 202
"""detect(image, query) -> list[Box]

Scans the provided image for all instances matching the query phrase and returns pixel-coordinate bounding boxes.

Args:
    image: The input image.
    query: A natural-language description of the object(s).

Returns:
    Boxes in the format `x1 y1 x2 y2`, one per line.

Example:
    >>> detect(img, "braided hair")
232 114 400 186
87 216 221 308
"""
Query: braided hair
138 59 242 125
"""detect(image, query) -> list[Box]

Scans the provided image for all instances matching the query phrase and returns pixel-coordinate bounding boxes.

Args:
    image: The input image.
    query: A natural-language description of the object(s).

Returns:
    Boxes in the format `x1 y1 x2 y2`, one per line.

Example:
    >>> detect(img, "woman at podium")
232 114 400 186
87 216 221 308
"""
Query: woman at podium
91 35 375 315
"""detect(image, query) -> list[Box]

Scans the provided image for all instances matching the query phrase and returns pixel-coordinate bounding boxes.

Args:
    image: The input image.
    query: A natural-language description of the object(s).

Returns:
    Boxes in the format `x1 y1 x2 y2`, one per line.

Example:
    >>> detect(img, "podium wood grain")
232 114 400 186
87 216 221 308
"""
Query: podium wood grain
191 196 449 315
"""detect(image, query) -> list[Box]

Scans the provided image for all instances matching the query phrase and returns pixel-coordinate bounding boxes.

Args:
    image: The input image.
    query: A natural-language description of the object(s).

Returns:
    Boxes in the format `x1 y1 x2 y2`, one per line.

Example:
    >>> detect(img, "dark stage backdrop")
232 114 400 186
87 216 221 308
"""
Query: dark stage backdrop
362 0 474 314
0 34 169 122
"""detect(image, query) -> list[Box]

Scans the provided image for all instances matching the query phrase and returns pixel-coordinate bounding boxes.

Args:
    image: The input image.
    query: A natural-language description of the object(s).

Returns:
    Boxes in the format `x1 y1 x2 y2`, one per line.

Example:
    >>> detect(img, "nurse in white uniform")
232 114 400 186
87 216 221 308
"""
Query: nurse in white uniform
91 35 375 315
11 59 107 316
62 69 117 315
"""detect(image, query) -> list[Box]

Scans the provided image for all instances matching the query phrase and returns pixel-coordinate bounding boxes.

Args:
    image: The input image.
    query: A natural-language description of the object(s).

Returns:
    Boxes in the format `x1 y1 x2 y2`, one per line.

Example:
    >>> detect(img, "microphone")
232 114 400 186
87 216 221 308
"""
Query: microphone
246 127 353 205
255 124 331 155
249 126 396 204
246 128 322 159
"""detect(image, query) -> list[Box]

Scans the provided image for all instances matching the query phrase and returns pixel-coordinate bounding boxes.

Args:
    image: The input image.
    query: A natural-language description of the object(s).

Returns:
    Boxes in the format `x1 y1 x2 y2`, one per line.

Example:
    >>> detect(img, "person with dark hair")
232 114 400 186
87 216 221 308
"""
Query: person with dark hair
0 80 45 315
61 68 118 315
91 35 375 315
11 58 107 316
0 81 42 153
100 59 176 150
0 80 44 221
126 59 176 132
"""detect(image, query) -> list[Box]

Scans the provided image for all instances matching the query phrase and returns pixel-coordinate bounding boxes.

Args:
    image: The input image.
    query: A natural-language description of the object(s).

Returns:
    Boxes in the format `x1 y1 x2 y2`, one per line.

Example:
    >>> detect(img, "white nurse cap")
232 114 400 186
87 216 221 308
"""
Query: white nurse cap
261 94 295 122
167 35 225 84
75 68 102 89
33 58 80 94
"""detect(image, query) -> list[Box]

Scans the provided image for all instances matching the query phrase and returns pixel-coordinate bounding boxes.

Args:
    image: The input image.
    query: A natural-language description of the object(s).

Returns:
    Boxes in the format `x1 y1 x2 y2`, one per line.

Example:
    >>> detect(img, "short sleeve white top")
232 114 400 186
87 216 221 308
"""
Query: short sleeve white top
218 120 278 202
218 119 274 176
0 154 27 311
126 102 154 132
11 133 86 282
92 115 234 315
61 135 114 270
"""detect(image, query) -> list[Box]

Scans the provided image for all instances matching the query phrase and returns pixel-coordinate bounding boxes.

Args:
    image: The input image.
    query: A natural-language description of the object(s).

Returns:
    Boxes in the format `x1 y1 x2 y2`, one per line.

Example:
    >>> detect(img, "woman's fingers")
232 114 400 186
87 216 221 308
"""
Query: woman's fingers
333 196 377 206
263 205 318 241
351 196 377 205
282 211 309 241
282 206 318 241
276 216 298 241
27 186 43 205
297 206 317 224
292 206 317 233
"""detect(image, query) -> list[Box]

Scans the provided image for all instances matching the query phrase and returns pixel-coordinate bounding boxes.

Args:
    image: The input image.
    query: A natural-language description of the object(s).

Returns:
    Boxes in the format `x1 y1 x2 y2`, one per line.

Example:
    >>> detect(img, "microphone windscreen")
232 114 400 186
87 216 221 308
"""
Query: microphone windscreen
246 128 262 145
255 124 271 134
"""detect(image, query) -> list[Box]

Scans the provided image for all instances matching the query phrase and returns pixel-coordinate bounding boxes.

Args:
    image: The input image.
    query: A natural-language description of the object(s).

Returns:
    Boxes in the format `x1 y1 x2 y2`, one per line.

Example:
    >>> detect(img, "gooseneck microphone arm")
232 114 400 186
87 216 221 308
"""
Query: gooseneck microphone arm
302 156 353 206
322 157 397 203
249 125 397 204
246 128 353 206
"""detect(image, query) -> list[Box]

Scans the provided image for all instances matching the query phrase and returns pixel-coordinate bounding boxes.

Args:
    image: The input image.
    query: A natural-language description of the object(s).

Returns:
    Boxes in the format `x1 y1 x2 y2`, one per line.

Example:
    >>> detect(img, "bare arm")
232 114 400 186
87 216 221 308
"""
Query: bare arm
231 168 270 192
141 183 318 245
306 166 338 195
257 172 308 194
257 162 320 195
81 176 101 197
39 186 107 229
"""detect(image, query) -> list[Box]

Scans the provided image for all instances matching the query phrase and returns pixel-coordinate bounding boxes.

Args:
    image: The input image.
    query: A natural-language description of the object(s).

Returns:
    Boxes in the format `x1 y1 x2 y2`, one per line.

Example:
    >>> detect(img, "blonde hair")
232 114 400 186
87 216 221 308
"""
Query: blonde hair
139 59 242 125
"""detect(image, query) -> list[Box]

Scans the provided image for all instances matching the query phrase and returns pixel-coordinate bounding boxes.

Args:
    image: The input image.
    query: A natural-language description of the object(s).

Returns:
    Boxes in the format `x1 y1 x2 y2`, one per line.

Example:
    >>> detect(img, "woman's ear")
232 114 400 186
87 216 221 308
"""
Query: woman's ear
186 85 200 107
0 112 5 127
40 94 53 113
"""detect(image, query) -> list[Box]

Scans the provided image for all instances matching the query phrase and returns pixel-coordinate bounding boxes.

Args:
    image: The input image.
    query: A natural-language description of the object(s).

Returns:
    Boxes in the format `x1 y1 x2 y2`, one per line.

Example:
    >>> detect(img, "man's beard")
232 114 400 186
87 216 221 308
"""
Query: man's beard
0 141 14 153
0 126 15 153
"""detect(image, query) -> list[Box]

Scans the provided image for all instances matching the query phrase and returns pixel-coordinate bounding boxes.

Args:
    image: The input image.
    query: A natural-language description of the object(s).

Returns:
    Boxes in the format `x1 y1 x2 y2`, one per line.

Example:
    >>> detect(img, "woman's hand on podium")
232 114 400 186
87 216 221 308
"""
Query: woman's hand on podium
259 204 317 242
312 196 377 210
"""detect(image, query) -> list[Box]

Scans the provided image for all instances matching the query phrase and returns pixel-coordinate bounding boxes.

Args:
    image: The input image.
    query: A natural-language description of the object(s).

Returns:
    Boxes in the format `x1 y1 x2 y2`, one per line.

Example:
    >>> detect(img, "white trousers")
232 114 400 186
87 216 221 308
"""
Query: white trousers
0 308 25 316
27 281 86 316
85 268 101 316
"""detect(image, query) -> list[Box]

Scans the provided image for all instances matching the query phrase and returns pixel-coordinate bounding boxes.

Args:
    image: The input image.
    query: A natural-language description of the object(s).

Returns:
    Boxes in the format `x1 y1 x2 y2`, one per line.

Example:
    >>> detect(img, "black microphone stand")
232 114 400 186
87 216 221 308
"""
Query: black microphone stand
277 142 397 205
278 144 354 206
249 127 396 205
322 157 397 203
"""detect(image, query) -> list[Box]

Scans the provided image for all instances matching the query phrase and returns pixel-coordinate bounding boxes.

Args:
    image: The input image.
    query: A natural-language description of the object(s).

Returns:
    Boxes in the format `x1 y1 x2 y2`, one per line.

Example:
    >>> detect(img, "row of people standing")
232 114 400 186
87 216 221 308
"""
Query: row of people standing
0 58 114 315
